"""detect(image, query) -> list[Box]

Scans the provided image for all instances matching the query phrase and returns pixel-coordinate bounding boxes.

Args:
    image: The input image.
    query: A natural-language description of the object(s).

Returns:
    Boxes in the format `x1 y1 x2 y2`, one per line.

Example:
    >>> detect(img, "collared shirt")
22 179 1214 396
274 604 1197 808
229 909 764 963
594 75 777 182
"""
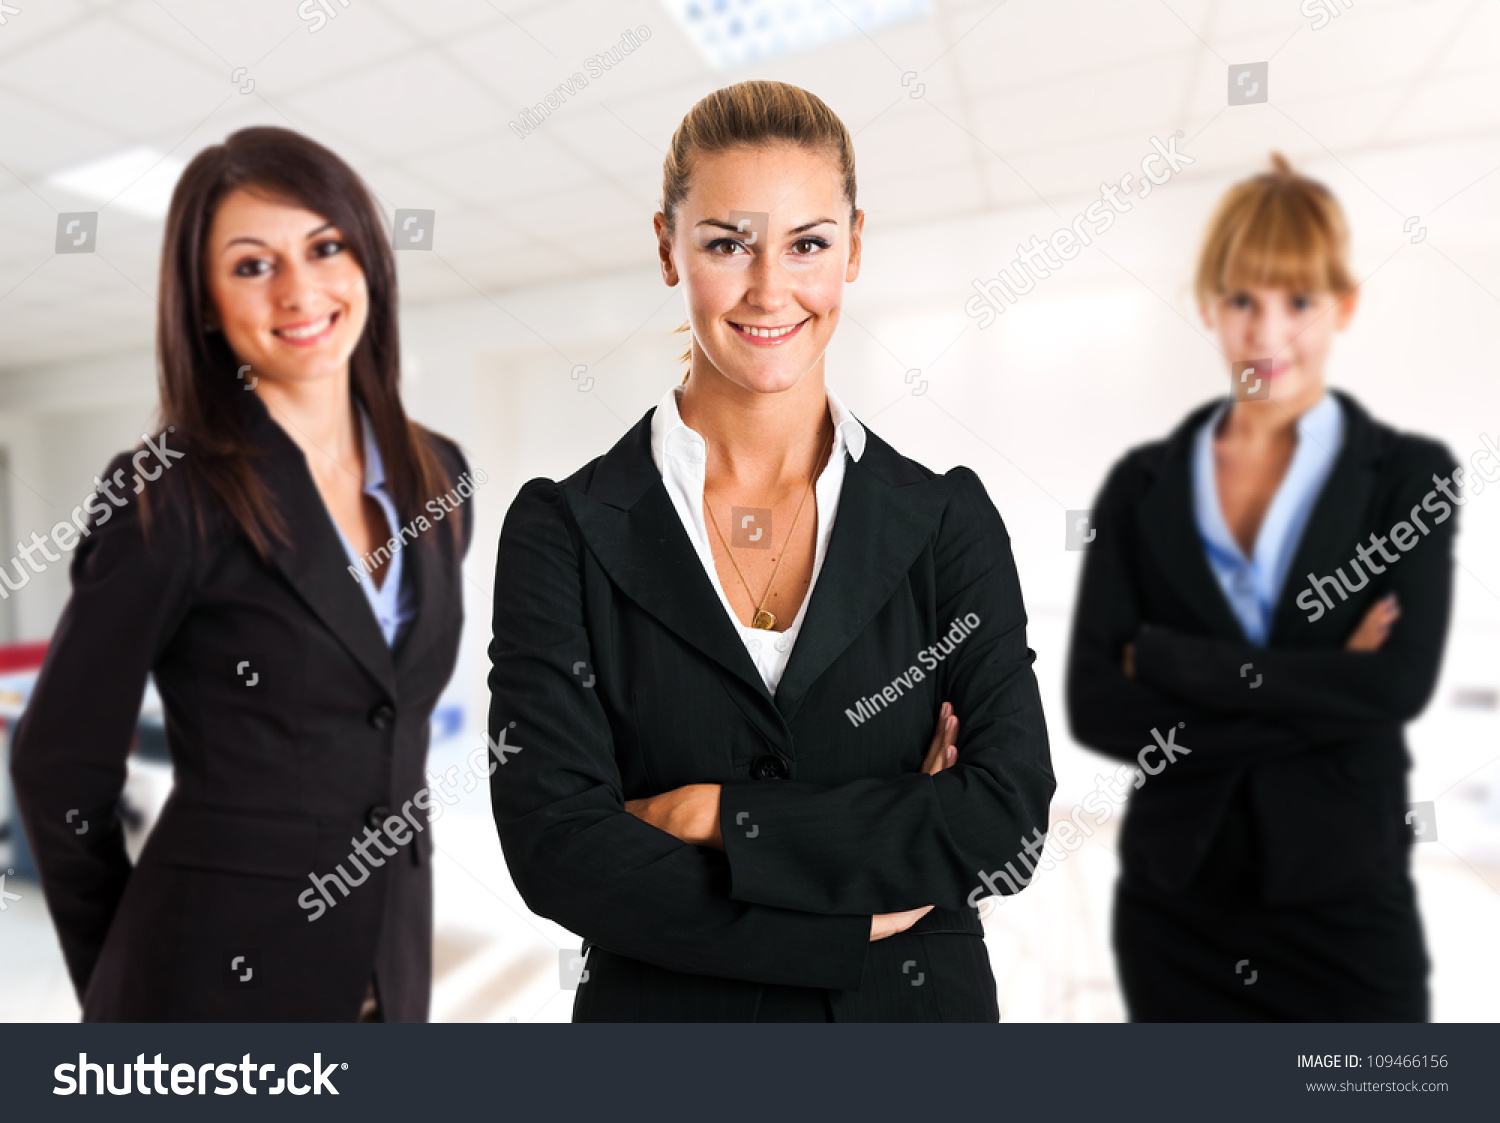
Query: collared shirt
649 382 867 694
330 404 416 647
1192 392 1344 646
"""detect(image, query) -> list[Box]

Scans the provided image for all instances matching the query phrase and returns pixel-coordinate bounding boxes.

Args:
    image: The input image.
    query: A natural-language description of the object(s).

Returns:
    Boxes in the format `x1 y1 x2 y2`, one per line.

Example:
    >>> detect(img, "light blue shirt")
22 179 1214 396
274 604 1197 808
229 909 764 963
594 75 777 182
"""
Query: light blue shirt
1192 393 1344 646
332 405 416 647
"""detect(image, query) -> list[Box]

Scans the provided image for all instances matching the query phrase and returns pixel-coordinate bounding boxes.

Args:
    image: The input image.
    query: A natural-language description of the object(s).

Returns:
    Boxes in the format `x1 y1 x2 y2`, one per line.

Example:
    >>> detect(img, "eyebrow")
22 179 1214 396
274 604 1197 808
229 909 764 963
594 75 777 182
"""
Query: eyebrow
222 221 338 251
696 217 837 236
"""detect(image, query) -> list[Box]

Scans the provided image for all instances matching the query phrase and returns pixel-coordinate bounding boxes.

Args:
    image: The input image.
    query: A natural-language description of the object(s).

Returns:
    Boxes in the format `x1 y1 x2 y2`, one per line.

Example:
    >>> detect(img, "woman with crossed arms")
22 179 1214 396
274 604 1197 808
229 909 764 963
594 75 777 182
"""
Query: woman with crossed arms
488 81 1054 1021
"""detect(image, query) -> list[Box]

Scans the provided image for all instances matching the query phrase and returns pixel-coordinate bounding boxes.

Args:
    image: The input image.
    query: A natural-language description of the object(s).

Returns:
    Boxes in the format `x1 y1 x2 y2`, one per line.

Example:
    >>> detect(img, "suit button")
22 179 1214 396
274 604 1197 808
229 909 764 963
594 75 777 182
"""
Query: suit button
368 703 395 730
750 753 788 781
365 805 391 830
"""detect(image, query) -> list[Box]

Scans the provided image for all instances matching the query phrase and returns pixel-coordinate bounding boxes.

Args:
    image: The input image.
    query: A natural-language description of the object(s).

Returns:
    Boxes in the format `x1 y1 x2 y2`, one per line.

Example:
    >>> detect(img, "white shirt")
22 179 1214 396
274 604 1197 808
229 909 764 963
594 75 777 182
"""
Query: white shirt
649 383 867 695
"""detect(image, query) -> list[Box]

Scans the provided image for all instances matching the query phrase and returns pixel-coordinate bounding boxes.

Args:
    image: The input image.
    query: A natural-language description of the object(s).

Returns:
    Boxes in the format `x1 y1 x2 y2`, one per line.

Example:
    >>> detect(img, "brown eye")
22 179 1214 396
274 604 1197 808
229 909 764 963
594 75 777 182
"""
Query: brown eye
233 257 270 278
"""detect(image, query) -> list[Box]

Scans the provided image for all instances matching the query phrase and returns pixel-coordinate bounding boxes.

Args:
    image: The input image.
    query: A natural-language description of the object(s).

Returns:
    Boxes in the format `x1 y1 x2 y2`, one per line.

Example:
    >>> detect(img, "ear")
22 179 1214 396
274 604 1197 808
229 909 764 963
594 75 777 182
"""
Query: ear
654 212 680 287
845 208 865 284
1197 296 1215 330
1333 287 1359 331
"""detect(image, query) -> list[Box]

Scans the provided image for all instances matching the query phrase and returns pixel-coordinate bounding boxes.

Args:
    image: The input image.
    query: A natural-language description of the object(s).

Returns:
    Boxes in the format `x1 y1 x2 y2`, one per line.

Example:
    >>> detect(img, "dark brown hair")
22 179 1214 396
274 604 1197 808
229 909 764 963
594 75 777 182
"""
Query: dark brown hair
1195 151 1355 303
151 125 455 555
660 81 858 378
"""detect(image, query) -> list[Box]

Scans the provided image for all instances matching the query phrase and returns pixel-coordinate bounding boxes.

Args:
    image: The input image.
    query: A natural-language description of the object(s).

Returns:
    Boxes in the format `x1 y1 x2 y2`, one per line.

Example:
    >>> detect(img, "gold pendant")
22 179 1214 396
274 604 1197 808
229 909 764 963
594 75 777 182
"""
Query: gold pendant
751 608 776 630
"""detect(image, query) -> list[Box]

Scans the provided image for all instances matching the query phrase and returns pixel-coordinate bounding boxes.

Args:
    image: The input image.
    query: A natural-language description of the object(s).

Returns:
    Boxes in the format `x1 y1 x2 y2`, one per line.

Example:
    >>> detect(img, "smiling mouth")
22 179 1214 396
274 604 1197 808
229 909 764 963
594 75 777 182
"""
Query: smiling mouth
728 317 809 343
273 309 339 343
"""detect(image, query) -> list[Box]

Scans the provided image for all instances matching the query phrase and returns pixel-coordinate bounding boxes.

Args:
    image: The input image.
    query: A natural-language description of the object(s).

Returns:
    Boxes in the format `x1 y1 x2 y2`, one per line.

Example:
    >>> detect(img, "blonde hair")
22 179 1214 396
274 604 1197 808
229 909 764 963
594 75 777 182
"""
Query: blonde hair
661 81 858 378
1194 151 1355 304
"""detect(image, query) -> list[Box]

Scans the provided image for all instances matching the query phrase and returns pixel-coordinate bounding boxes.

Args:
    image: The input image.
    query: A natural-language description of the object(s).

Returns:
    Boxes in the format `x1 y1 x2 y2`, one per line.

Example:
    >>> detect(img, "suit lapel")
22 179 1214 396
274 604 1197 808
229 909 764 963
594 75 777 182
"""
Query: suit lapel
565 410 947 728
773 440 947 723
393 514 449 674
242 392 398 698
1138 402 1249 643
566 412 774 709
1268 390 1381 645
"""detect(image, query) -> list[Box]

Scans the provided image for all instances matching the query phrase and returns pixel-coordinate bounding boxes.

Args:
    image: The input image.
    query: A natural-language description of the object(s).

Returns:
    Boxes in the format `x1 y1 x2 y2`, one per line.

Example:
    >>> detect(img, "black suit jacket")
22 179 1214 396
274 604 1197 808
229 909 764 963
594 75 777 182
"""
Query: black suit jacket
10 391 472 1021
488 406 1054 1021
1066 390 1457 905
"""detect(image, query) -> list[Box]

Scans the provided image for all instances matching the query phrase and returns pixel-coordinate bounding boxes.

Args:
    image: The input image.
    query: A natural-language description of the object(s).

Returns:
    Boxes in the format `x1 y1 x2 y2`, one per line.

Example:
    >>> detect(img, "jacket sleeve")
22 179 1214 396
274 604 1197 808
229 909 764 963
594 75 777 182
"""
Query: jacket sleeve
487 479 870 991
1132 447 1459 726
716 467 1056 916
1065 453 1348 772
8 451 196 999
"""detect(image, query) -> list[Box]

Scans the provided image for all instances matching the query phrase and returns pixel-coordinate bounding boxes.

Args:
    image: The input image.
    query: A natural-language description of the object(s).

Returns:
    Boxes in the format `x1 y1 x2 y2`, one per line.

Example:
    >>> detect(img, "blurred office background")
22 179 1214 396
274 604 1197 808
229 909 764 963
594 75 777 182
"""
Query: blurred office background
1 0 1498 1021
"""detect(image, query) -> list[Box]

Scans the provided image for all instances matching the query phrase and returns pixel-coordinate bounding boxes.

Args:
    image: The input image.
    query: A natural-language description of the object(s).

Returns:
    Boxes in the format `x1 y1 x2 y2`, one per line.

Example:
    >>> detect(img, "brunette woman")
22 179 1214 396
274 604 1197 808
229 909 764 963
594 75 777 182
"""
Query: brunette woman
10 126 472 1021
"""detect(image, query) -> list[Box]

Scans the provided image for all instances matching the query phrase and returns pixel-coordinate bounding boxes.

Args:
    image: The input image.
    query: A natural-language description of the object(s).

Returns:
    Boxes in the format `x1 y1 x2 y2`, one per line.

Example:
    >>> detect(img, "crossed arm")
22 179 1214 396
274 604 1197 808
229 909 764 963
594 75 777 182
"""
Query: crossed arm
625 702 964 941
489 469 1052 987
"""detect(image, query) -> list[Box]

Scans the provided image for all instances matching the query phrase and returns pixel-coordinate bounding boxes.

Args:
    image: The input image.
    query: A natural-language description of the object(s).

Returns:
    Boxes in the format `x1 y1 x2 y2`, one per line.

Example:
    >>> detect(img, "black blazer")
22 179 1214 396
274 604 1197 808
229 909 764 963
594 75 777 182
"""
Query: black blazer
1066 390 1457 905
10 391 472 1021
487 406 1054 1021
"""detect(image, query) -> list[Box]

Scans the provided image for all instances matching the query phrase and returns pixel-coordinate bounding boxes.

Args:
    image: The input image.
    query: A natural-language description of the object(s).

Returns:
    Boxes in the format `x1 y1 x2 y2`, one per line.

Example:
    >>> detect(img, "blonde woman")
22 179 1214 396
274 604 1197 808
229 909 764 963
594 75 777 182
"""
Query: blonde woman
488 81 1054 1021
1066 153 1456 1021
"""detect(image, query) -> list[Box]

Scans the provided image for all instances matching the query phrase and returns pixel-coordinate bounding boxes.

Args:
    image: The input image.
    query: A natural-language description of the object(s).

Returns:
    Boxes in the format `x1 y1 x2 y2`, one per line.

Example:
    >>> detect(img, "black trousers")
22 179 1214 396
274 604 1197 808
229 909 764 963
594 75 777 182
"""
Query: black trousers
1114 788 1429 1022
752 983 835 1022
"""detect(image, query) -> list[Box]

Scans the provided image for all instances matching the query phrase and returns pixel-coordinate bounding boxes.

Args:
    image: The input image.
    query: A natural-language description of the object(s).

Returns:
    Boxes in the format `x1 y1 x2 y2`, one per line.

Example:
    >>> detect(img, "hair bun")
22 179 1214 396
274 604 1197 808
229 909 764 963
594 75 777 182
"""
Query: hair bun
1268 150 1294 178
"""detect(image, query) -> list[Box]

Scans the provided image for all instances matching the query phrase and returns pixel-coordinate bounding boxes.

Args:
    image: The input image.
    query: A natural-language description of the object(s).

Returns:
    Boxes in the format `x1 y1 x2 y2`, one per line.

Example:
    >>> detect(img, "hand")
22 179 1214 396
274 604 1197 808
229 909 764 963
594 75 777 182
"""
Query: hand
1346 593 1399 652
921 701 959 775
1122 641 1136 678
870 905 934 942
624 783 723 849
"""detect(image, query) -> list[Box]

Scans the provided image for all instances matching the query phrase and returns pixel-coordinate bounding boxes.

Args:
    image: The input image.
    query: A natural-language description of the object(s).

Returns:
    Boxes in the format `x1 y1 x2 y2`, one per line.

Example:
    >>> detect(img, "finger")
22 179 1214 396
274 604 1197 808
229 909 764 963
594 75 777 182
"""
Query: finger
922 709 955 774
924 704 951 757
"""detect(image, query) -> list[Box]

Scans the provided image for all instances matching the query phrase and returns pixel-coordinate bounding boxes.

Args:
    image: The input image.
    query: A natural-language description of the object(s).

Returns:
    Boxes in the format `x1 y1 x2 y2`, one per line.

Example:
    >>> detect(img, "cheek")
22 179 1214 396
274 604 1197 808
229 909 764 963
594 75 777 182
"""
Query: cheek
1293 318 1335 359
797 264 845 315
212 281 267 342
682 259 743 317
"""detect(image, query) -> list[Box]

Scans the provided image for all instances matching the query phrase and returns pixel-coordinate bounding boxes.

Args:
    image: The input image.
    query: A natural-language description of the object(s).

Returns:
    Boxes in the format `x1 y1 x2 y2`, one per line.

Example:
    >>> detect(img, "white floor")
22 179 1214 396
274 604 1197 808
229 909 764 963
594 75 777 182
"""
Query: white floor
4 780 1496 1023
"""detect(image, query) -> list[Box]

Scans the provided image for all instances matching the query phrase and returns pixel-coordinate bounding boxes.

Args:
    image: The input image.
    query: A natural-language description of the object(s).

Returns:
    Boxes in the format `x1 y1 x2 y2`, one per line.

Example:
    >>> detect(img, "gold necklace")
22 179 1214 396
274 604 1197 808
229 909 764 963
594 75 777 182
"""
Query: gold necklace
704 424 833 630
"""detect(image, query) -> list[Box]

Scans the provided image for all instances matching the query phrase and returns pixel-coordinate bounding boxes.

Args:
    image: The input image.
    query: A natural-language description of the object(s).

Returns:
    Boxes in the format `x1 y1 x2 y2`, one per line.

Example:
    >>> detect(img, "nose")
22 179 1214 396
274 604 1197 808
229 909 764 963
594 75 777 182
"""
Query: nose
1250 301 1290 357
741 249 790 315
273 255 319 313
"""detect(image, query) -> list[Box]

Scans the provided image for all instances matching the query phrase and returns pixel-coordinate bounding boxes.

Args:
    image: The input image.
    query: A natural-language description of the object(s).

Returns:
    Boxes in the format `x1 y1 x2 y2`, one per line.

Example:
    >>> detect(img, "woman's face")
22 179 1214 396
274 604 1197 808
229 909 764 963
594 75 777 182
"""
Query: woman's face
204 187 369 389
1202 284 1357 407
656 143 863 395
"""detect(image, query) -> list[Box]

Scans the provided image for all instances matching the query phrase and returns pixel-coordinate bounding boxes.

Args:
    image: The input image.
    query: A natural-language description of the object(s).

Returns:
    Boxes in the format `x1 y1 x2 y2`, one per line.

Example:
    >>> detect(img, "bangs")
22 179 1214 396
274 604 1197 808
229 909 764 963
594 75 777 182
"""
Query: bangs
1196 170 1355 300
